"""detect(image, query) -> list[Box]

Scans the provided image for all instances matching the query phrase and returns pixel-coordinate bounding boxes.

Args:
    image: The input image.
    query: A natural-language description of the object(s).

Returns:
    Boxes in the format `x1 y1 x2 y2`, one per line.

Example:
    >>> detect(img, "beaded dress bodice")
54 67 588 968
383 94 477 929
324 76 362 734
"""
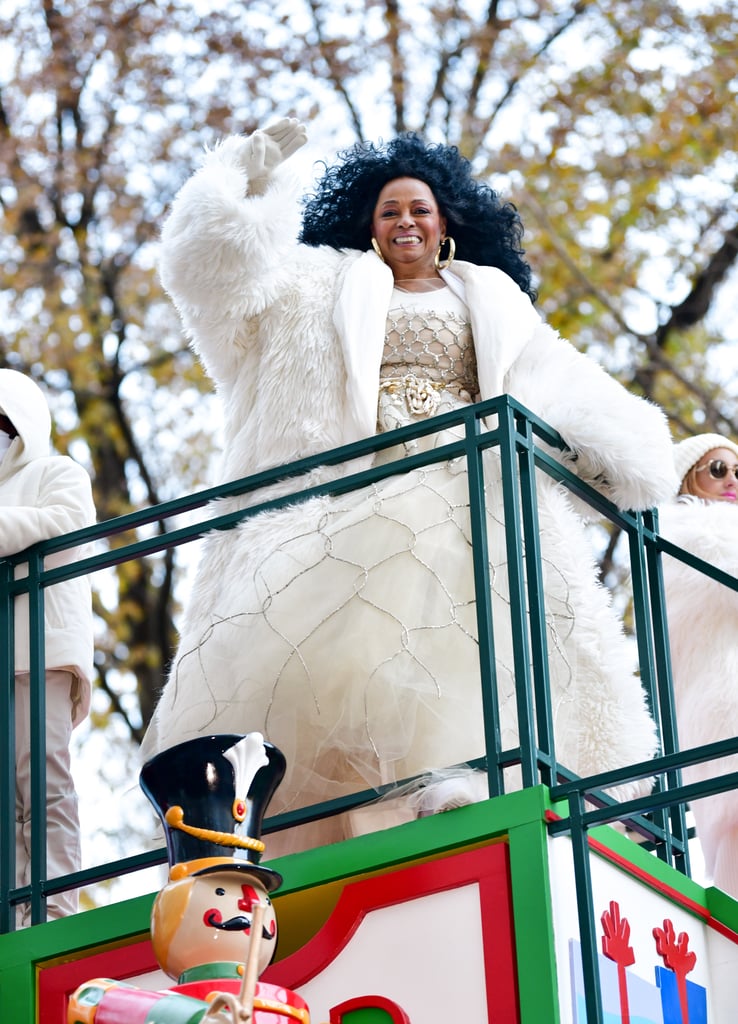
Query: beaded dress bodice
379 290 479 403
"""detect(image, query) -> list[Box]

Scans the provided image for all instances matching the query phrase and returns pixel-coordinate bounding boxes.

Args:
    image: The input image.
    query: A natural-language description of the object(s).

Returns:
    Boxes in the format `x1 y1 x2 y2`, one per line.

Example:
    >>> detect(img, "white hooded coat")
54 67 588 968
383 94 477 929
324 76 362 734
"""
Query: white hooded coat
0 370 95 723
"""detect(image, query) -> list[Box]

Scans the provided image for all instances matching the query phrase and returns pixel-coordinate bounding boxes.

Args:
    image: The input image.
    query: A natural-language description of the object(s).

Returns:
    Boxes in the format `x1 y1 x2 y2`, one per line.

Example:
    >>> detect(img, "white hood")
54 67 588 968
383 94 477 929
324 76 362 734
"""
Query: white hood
0 368 52 466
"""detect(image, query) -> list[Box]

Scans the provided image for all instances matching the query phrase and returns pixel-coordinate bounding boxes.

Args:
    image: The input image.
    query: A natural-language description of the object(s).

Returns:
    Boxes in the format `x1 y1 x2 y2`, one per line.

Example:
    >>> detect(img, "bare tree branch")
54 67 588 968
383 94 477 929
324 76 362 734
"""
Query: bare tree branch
655 222 738 347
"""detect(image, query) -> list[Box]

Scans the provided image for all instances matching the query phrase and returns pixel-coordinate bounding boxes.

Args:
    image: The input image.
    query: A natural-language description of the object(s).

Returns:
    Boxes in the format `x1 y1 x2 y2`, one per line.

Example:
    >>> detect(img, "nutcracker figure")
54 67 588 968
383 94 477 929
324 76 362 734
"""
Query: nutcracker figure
68 732 309 1023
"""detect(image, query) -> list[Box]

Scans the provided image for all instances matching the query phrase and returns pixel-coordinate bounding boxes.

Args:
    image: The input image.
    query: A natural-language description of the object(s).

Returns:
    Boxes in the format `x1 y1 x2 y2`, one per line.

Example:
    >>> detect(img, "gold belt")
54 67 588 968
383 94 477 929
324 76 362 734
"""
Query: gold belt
379 374 446 395
378 373 447 416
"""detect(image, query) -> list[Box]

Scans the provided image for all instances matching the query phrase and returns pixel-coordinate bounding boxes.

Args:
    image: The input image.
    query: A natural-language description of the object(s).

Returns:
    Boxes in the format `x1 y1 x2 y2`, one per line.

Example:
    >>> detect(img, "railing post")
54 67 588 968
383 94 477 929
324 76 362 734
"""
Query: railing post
27 548 47 925
642 507 690 873
0 558 15 932
497 399 539 789
465 403 504 797
570 792 605 1024
627 510 686 867
514 407 556 788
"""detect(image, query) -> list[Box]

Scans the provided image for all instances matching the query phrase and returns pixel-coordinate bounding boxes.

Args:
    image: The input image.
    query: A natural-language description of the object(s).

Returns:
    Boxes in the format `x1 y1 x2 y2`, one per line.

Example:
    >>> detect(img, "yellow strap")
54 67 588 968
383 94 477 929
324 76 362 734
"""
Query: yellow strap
164 806 265 853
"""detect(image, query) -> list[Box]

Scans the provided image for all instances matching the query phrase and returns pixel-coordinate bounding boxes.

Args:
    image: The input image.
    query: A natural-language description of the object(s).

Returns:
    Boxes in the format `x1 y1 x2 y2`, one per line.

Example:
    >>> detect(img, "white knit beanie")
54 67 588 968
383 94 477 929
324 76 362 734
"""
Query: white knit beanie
673 433 738 488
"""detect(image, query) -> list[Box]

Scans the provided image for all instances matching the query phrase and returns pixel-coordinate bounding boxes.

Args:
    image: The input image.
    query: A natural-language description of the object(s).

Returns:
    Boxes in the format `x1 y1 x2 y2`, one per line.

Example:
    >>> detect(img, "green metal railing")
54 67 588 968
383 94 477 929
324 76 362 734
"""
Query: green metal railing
2 393 736 1020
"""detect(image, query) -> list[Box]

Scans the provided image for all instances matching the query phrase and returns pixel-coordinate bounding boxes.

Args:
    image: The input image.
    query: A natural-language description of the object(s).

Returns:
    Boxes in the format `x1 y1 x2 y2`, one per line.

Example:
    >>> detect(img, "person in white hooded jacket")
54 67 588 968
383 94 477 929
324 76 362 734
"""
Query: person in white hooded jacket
141 119 678 852
659 433 738 899
0 368 95 923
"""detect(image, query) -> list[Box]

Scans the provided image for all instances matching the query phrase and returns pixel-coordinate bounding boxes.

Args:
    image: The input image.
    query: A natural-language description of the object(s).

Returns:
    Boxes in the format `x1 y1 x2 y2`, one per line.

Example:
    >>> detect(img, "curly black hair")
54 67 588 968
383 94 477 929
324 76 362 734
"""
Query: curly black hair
300 133 536 300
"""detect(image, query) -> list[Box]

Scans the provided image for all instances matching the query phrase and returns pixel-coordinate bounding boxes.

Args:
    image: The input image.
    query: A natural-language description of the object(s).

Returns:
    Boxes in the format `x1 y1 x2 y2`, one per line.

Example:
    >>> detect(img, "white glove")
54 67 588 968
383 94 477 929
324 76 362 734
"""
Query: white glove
241 117 307 194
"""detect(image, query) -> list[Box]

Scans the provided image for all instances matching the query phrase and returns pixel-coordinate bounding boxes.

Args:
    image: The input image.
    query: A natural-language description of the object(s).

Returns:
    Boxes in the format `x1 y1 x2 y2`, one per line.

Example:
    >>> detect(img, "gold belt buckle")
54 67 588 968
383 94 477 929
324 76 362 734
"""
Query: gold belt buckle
379 374 445 415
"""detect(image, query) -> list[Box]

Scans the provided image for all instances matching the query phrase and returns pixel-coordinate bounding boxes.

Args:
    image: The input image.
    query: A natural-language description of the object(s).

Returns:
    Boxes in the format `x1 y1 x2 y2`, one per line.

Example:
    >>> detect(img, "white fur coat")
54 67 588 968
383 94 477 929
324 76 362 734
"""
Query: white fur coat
659 497 738 877
141 134 679 818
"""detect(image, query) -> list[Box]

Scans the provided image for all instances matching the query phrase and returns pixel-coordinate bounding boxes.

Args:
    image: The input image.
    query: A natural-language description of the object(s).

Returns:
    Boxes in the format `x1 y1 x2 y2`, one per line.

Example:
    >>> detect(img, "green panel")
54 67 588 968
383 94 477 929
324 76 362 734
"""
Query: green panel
706 884 738 928
0 892 154 1022
0 890 155 967
507 815 560 1024
0 960 34 1019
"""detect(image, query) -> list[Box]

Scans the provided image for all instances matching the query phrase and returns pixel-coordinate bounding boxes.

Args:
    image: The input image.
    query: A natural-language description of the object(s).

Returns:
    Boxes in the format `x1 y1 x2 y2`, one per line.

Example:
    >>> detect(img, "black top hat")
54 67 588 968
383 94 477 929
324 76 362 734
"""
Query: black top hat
140 733 286 892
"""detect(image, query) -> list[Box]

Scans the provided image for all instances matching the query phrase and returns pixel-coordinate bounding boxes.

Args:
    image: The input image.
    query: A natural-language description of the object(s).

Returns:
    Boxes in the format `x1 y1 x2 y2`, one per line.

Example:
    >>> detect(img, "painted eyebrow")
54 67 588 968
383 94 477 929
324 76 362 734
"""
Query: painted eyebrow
378 198 433 207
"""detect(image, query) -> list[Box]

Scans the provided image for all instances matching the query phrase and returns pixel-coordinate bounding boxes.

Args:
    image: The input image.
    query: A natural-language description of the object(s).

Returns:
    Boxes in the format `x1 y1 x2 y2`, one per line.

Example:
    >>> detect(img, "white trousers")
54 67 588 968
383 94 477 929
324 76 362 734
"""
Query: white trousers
14 669 81 925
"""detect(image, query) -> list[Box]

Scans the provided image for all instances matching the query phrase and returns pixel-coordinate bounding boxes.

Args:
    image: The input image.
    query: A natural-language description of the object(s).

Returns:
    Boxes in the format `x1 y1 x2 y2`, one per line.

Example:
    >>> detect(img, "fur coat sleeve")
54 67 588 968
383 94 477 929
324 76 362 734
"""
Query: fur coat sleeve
158 135 305 387
504 324 678 511
443 262 677 512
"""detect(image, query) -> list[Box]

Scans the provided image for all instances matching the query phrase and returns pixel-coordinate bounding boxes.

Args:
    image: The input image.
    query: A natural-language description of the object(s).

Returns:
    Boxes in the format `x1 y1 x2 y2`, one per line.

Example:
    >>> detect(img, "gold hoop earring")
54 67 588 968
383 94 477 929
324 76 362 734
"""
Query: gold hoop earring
371 237 386 263
434 236 456 270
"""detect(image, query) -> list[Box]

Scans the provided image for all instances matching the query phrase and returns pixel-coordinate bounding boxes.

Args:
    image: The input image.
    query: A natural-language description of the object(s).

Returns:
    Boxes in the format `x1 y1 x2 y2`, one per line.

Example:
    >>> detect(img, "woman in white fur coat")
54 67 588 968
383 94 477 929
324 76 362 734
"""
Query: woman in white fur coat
660 433 738 897
141 118 677 848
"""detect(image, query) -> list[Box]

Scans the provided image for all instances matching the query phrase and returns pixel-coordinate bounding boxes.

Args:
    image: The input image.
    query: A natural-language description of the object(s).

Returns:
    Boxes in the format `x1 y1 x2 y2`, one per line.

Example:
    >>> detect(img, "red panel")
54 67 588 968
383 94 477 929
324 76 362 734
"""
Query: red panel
263 844 518 1023
42 846 519 1023
478 846 520 1022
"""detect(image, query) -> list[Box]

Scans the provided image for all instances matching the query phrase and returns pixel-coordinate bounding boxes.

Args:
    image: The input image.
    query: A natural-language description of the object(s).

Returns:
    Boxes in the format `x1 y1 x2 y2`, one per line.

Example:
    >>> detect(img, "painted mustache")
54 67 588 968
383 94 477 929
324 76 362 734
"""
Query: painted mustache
205 910 275 938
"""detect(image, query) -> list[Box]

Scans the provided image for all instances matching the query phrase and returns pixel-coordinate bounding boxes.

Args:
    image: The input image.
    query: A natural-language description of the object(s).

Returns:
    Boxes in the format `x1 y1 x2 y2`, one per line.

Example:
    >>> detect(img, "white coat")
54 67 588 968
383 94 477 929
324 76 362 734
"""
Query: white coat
659 497 738 885
141 134 679 815
0 370 95 723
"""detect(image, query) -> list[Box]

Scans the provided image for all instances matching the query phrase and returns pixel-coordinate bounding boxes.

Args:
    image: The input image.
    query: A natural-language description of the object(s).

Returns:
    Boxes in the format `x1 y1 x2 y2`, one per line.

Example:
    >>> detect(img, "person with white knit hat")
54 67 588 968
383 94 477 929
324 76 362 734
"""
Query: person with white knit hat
674 433 738 501
660 432 738 898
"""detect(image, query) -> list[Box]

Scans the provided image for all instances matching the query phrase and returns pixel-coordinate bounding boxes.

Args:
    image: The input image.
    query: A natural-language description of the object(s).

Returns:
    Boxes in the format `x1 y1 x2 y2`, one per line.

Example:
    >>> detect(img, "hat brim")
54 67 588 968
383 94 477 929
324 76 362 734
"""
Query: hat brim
192 860 283 892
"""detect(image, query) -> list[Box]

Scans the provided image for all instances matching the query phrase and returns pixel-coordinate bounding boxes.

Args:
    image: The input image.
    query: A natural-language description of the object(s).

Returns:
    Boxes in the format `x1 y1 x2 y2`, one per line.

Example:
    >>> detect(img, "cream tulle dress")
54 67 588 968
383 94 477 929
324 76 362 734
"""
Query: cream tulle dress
146 286 652 851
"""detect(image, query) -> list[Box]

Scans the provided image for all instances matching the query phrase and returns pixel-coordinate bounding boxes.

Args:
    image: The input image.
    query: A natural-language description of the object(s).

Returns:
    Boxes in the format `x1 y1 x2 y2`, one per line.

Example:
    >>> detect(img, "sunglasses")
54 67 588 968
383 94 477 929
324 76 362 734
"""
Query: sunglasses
695 459 738 481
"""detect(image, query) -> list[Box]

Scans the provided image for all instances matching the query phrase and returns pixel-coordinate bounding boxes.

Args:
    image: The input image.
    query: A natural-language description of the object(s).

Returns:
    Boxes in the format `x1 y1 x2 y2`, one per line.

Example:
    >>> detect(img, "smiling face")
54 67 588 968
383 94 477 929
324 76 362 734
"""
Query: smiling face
682 447 738 502
151 870 277 980
371 177 447 280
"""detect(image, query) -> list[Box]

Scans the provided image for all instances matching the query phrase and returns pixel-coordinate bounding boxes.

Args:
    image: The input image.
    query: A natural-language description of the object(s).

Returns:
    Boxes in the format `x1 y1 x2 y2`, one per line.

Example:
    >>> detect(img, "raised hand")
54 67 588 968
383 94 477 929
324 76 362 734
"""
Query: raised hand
242 117 307 194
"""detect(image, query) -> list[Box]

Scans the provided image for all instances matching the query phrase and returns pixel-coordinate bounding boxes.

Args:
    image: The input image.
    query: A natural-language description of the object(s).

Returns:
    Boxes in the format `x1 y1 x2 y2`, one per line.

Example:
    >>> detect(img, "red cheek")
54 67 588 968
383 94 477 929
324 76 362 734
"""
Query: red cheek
204 908 222 927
